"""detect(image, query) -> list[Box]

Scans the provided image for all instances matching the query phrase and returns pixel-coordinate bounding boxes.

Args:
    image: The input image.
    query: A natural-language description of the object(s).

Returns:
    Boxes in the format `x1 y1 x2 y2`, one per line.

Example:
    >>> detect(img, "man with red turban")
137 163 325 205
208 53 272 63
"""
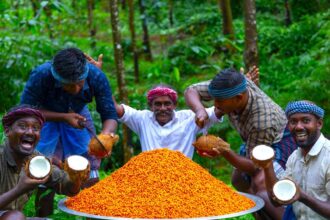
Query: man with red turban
114 84 222 158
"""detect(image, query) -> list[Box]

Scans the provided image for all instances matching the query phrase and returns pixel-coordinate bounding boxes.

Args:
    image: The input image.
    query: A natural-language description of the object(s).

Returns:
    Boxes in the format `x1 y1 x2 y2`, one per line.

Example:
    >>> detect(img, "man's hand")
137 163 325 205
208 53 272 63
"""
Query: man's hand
241 65 259 86
195 137 230 158
85 53 103 69
196 147 223 158
214 137 230 153
64 113 86 129
214 107 224 119
195 108 209 128
17 170 49 193
272 179 300 205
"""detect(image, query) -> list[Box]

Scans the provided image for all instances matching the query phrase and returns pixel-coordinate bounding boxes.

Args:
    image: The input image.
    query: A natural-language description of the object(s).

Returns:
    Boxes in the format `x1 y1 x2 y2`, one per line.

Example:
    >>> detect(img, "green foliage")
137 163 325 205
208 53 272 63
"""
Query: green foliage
290 0 330 21
258 9 330 133
0 34 60 112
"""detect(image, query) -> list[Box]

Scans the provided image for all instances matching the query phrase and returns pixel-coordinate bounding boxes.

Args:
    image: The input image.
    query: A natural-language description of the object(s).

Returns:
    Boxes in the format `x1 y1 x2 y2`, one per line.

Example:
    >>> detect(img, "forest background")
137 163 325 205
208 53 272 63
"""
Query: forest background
0 0 329 219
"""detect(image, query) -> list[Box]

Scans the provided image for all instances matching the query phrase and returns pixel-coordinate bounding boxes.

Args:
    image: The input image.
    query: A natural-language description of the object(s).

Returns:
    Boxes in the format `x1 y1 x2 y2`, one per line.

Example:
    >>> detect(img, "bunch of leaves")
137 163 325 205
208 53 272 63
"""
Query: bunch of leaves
0 32 60 112
290 0 330 22
259 10 330 133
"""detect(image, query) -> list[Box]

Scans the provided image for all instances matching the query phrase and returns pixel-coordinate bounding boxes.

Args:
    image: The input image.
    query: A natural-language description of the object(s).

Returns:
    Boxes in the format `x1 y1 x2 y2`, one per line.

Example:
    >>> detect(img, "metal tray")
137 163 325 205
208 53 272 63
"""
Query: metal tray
58 192 264 220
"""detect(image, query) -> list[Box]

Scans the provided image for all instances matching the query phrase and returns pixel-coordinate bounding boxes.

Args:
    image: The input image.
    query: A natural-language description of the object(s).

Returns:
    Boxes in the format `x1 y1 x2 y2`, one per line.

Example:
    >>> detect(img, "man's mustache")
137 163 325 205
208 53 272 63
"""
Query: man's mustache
154 110 173 116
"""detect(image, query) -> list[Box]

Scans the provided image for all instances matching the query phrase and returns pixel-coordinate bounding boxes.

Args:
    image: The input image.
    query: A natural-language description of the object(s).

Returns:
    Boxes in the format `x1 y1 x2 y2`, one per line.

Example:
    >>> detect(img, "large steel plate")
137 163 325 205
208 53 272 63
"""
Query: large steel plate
58 192 264 219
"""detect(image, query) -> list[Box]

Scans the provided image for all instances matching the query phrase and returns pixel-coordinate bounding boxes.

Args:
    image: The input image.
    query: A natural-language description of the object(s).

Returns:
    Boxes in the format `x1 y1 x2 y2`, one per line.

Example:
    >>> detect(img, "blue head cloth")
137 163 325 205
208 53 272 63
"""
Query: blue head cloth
208 77 247 99
51 63 89 84
285 101 325 119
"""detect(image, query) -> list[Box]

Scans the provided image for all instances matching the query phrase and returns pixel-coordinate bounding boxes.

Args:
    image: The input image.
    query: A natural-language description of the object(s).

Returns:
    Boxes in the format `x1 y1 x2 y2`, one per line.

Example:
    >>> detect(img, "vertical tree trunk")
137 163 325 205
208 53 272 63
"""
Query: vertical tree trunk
243 0 259 71
13 0 20 18
87 0 97 48
30 0 38 17
168 0 174 27
128 0 139 83
44 3 54 39
138 0 153 61
121 0 126 10
72 0 76 9
109 0 132 163
218 0 234 39
284 0 292 26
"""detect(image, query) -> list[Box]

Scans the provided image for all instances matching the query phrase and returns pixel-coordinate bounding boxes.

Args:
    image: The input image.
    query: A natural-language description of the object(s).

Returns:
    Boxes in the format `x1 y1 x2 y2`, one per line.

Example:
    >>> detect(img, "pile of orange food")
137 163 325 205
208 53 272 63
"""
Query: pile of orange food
66 149 255 218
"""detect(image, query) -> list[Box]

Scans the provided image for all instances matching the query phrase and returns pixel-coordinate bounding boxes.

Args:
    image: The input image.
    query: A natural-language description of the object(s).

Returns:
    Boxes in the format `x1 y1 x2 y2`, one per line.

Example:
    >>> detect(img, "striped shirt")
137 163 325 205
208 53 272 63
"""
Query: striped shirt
0 141 73 211
188 78 297 167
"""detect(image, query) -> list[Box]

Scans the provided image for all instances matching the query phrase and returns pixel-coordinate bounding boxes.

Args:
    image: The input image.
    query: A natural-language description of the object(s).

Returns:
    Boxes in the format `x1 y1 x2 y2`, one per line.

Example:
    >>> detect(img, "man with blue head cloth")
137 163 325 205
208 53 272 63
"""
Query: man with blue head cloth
20 47 118 216
257 100 330 219
184 67 298 219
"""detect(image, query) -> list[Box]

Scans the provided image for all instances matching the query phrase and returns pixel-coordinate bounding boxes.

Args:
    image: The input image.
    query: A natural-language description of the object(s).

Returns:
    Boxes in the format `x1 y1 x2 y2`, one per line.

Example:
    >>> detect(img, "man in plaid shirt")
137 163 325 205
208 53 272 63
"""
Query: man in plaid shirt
184 67 297 220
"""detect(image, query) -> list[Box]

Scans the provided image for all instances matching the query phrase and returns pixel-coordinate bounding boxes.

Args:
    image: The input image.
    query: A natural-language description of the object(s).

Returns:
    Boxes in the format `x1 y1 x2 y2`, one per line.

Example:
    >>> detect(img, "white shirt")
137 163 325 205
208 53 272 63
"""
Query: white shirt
119 105 221 158
282 134 330 220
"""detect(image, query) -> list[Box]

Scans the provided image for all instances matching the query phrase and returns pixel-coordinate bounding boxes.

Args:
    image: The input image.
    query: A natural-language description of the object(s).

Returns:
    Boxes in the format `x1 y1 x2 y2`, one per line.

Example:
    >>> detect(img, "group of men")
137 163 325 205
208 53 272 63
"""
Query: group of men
0 47 329 220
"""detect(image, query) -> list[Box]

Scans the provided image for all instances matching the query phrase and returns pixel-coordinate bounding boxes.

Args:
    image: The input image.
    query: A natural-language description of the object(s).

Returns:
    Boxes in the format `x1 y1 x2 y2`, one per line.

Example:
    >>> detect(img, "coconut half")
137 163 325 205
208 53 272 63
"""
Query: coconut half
64 155 90 183
273 179 297 202
252 145 274 161
66 155 89 171
28 155 51 179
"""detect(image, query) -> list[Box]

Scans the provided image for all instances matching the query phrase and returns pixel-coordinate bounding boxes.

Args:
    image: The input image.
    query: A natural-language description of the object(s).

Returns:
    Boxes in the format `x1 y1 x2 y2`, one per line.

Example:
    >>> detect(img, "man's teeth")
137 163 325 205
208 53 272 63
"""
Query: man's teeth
22 142 33 148
296 133 307 137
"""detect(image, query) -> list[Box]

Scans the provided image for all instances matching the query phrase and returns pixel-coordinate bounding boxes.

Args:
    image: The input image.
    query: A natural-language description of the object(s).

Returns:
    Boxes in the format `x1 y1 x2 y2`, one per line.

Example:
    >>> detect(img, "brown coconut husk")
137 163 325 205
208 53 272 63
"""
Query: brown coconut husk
250 145 275 168
25 155 52 179
88 134 119 158
64 155 90 183
193 134 230 154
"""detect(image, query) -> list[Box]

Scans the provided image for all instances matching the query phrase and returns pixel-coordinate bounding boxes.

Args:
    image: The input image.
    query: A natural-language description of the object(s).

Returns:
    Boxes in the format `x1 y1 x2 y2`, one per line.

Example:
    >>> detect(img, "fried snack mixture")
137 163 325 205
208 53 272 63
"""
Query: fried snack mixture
66 149 255 218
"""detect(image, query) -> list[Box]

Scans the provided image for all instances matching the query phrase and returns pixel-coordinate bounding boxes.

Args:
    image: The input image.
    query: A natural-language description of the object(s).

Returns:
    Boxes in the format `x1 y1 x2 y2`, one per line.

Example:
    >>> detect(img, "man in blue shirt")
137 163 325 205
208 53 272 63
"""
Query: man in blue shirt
20 47 118 216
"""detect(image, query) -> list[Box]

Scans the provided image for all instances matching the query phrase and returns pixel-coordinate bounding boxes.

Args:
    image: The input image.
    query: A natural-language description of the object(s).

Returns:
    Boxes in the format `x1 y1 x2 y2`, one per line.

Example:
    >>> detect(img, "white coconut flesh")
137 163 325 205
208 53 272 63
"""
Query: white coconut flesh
67 155 89 171
273 179 297 201
29 156 51 178
252 145 274 161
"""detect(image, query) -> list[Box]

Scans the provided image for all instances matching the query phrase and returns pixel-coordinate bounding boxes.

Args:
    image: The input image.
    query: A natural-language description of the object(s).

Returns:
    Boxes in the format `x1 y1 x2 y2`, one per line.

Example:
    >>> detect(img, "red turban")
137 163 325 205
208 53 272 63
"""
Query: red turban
147 87 178 103
2 107 45 130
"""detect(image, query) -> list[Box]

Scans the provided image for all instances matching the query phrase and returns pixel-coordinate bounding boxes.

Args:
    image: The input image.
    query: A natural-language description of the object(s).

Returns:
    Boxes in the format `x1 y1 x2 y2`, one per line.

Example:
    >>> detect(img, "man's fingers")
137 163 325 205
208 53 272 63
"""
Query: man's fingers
84 53 93 61
98 54 103 62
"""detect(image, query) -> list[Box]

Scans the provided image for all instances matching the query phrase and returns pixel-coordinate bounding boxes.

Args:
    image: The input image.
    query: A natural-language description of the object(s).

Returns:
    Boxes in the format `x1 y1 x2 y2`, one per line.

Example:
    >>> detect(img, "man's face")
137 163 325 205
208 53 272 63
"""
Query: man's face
62 80 85 95
150 96 176 126
214 96 241 114
5 117 41 156
288 113 322 149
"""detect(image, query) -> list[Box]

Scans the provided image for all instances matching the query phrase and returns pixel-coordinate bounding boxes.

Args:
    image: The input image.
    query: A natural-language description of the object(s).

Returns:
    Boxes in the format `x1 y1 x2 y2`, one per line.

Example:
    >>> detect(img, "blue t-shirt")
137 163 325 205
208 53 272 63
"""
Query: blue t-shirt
20 61 118 122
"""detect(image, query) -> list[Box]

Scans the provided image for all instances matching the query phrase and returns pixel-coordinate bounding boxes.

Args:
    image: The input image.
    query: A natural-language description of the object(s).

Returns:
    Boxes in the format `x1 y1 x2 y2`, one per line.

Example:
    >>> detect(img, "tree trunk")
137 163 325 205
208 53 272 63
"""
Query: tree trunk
168 0 174 27
30 0 38 17
13 0 20 18
218 0 234 39
284 0 292 26
128 0 139 83
138 0 153 61
44 3 54 39
243 0 259 71
72 0 76 8
121 0 126 10
87 0 97 48
109 0 132 163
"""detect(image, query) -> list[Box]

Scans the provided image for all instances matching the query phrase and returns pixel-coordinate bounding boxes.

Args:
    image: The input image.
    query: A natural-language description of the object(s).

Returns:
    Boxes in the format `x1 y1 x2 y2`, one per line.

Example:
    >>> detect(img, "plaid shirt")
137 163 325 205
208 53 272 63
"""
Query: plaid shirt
188 78 294 165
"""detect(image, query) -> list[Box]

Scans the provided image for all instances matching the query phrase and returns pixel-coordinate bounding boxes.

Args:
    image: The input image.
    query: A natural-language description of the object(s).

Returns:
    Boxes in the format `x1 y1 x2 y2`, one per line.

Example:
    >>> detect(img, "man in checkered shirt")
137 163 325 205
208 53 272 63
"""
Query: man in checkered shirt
184 67 297 220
